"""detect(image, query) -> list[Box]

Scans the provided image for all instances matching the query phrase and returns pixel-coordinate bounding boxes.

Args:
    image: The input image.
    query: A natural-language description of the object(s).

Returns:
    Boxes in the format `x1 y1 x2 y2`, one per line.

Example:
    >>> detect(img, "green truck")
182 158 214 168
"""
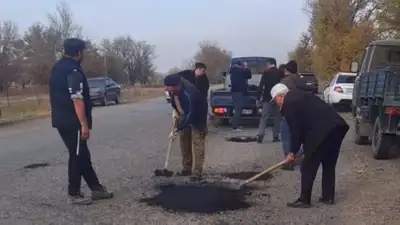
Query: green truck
351 39 400 159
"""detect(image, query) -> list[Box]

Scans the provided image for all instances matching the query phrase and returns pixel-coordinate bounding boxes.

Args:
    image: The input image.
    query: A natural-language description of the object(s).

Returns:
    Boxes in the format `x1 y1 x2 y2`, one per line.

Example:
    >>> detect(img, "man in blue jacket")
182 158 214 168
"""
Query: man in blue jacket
164 74 208 180
229 61 252 131
49 38 113 205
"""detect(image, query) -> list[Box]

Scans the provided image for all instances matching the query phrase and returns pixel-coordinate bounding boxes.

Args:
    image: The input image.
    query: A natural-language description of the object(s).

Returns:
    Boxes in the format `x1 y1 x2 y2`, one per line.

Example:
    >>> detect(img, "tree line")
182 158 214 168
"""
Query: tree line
0 2 233 92
288 0 400 81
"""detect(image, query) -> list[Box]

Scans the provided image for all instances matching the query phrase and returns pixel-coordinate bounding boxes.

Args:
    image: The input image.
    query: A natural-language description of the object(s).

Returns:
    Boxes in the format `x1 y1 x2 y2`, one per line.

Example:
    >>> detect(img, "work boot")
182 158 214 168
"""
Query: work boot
175 169 192 176
318 197 335 205
256 134 264 143
286 199 311 208
68 191 92 205
91 185 114 200
272 137 280 142
190 170 203 181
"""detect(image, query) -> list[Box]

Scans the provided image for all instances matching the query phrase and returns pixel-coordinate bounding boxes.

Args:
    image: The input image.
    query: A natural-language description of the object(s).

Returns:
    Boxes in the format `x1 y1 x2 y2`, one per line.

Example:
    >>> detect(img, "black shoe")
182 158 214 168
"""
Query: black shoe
68 191 93 205
189 170 203 181
256 135 264 143
272 137 280 142
286 199 311 208
318 197 335 205
175 170 192 176
91 185 114 200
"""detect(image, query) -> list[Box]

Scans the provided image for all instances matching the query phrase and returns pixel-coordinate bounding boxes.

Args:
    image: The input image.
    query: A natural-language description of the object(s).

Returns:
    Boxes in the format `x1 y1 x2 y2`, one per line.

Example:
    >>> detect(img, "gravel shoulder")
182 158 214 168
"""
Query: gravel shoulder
0 101 400 225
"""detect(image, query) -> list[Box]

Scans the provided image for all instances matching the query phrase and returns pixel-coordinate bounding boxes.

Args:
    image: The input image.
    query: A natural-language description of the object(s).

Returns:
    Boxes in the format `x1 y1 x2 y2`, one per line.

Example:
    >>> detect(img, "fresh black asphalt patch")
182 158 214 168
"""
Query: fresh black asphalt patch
222 171 273 180
23 162 50 169
225 136 258 142
139 183 252 214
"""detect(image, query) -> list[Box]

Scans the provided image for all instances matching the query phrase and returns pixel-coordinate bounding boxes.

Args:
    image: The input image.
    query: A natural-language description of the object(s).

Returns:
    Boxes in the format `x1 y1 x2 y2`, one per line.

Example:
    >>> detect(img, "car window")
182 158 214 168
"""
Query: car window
300 73 317 82
106 79 113 86
88 79 106 88
329 77 336 86
336 75 356 84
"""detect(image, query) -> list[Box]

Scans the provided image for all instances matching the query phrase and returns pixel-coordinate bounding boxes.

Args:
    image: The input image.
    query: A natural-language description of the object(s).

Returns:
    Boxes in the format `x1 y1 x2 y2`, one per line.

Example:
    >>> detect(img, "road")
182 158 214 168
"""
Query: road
1 97 400 225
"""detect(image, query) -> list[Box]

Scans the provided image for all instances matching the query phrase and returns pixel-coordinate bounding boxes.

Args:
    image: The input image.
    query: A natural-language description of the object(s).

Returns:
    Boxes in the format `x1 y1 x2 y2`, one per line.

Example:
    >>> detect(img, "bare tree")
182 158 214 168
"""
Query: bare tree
0 21 21 91
192 40 232 83
101 36 156 86
46 1 82 59
81 40 106 77
167 66 182 75
23 22 55 85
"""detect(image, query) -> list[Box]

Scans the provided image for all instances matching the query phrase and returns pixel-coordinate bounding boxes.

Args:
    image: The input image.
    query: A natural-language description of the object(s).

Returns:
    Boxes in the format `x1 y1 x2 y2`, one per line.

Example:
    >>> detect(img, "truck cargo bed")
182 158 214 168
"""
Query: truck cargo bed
359 67 400 106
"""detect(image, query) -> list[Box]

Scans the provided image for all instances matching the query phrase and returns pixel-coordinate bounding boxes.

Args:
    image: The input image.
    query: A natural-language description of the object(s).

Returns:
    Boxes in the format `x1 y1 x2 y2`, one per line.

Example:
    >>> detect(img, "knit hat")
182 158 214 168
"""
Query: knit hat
164 74 182 86
285 60 298 74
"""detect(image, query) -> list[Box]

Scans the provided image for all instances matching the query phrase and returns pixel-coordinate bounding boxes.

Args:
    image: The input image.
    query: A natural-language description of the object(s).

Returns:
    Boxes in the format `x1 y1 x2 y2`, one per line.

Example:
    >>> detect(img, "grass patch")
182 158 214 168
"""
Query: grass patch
0 87 164 125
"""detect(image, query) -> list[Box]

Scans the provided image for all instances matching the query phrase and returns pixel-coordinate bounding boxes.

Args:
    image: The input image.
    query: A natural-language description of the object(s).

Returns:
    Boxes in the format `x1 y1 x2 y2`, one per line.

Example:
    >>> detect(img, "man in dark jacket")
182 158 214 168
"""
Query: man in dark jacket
270 83 349 208
49 38 113 205
176 62 209 98
256 58 282 143
164 74 208 180
279 60 309 170
229 61 252 131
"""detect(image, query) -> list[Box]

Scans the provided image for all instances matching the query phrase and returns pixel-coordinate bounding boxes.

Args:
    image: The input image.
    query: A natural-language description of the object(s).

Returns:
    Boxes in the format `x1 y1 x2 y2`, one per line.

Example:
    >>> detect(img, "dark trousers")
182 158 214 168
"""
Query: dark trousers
231 92 243 129
58 128 100 196
257 101 281 138
299 125 349 203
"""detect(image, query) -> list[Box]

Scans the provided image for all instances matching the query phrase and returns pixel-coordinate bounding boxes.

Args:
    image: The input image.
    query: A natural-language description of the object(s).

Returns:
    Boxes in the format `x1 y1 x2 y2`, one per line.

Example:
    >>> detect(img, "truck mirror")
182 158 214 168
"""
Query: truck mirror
222 72 227 77
350 61 359 73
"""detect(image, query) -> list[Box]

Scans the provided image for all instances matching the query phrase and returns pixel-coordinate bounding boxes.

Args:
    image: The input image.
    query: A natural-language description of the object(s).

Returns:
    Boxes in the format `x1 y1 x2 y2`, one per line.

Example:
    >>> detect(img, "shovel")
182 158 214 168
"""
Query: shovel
153 120 177 177
153 137 174 177
236 159 288 189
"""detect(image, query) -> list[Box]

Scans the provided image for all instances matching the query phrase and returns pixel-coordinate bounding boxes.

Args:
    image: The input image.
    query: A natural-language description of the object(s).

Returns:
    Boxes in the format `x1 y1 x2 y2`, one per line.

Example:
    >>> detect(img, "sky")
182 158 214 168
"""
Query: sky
2 0 310 73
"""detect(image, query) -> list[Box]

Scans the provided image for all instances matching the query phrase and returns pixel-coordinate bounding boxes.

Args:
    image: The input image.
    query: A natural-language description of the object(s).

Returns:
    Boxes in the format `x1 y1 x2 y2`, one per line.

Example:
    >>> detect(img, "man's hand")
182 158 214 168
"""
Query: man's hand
256 100 261 107
169 128 179 140
81 123 90 140
286 152 296 163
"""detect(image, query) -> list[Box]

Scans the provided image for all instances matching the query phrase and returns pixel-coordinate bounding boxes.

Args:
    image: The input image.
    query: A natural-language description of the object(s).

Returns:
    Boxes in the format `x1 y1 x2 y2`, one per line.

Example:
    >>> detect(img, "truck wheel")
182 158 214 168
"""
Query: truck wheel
372 117 394 159
354 119 370 145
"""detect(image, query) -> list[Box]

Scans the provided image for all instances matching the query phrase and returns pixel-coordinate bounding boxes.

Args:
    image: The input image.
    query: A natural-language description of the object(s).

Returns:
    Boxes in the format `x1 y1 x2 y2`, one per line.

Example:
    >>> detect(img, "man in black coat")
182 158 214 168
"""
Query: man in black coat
270 83 349 208
176 62 209 98
256 58 282 143
49 38 113 205
229 61 252 131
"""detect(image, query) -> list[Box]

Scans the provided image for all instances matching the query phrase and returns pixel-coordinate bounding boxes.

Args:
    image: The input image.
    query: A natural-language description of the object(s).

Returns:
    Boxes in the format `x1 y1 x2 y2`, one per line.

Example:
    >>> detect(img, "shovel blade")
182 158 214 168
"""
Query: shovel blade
154 169 174 177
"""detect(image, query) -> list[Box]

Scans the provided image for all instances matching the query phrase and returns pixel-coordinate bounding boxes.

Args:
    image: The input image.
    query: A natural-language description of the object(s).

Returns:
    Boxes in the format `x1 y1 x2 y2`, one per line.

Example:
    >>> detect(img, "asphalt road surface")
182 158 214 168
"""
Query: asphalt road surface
1 97 400 225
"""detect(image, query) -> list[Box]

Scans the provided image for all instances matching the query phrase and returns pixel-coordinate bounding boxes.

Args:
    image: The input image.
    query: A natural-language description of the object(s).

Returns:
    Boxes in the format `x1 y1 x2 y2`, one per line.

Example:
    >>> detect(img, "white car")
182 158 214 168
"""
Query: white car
323 72 356 107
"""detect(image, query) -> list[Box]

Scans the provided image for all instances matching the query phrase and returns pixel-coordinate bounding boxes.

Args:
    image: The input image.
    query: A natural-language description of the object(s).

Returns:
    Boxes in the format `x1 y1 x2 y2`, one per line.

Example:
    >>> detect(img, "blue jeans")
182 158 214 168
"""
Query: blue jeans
280 119 291 155
231 92 243 129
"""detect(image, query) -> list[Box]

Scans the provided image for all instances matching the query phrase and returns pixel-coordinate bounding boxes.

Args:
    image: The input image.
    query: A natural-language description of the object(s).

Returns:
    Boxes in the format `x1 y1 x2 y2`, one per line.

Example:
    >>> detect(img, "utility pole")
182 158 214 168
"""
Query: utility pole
104 54 108 77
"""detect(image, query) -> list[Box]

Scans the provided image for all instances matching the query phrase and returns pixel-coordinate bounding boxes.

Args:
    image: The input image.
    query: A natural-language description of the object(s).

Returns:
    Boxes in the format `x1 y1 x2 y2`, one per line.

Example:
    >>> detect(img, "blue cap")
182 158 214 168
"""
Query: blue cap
64 38 86 56
164 74 182 86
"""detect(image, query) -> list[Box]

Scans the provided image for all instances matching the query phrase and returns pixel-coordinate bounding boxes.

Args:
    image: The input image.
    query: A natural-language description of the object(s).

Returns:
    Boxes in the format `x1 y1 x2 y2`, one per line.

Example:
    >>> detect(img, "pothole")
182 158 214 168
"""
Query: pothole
139 183 252 214
225 136 258 142
23 163 50 169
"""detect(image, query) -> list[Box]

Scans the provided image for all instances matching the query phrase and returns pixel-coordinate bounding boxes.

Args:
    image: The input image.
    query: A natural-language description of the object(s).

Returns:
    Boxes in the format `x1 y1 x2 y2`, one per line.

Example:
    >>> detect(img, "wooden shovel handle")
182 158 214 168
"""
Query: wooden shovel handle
240 160 288 187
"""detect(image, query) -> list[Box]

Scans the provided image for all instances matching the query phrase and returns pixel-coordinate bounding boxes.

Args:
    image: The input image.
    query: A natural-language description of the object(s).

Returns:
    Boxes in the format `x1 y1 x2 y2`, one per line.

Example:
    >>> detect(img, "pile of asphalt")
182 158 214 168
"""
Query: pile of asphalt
139 182 252 214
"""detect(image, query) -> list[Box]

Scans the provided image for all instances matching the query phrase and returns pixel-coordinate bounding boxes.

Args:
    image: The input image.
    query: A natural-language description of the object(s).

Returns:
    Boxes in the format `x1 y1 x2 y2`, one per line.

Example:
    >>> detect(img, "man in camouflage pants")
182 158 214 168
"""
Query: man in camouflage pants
165 74 208 180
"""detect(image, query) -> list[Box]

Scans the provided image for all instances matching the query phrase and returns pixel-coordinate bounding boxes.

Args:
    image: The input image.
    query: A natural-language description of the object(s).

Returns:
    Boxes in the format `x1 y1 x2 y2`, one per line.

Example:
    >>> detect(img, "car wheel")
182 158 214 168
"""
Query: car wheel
115 93 120 104
372 117 394 159
354 118 370 145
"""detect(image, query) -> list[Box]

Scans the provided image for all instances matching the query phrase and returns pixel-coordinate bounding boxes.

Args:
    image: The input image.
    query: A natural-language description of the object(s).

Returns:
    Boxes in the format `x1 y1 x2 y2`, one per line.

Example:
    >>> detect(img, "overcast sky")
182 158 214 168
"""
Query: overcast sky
2 0 309 72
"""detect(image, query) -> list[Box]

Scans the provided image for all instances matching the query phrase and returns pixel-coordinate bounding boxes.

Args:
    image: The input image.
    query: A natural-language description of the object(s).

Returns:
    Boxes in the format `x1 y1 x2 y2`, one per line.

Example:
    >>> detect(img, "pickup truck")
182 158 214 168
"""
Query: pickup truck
351 39 400 159
209 57 274 125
